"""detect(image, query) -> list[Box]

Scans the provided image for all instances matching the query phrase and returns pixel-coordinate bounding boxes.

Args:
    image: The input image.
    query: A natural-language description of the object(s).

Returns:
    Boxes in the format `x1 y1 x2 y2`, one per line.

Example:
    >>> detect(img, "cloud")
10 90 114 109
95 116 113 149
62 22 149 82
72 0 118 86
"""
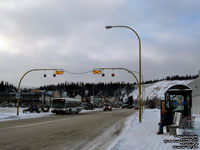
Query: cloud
0 0 199 87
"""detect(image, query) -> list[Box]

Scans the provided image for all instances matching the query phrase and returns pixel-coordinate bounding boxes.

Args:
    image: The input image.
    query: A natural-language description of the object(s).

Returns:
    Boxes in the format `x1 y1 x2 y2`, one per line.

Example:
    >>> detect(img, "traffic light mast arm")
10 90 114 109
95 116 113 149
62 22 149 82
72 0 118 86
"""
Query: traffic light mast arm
93 67 140 90
16 68 63 115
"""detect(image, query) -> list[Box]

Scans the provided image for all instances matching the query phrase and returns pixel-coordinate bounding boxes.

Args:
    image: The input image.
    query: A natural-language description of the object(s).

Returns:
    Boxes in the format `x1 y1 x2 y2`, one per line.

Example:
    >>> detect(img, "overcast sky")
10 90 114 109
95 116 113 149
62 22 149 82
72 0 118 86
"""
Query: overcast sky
0 0 200 87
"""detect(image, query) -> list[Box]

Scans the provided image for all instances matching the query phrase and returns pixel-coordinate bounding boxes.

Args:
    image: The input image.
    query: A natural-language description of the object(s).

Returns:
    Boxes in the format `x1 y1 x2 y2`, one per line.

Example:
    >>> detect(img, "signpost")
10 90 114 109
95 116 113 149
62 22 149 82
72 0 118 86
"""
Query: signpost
93 70 102 74
56 70 64 75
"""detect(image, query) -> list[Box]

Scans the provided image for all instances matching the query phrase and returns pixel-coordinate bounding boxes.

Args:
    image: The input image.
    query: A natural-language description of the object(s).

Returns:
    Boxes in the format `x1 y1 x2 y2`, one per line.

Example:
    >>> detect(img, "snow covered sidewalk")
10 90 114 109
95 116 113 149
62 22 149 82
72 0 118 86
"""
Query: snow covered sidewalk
109 109 200 150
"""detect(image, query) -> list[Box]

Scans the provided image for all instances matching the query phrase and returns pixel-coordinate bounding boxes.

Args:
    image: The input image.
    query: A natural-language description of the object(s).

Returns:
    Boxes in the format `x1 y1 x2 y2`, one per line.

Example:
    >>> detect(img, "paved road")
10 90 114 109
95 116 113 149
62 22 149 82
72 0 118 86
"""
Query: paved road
0 109 136 150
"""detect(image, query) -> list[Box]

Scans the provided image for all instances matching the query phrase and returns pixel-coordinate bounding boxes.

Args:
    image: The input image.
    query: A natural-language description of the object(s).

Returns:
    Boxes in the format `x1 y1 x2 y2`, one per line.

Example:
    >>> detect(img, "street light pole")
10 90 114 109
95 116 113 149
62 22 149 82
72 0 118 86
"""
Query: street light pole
132 70 145 113
105 25 142 122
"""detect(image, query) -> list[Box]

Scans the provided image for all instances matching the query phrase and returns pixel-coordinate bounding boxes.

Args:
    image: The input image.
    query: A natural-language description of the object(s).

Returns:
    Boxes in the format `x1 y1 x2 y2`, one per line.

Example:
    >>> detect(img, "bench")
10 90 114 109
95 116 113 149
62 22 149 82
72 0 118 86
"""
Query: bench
168 112 182 135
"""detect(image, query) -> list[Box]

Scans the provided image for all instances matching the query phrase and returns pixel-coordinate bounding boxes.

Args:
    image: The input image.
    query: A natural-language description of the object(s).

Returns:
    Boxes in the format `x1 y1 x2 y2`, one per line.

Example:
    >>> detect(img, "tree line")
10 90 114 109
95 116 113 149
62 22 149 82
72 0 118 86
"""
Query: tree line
0 81 17 92
0 74 198 97
39 82 134 98
143 74 198 84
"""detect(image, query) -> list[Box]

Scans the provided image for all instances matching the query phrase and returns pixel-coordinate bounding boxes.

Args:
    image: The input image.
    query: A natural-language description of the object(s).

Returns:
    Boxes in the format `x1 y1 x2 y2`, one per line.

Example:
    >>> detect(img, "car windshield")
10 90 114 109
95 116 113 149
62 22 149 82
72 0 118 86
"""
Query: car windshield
52 99 65 108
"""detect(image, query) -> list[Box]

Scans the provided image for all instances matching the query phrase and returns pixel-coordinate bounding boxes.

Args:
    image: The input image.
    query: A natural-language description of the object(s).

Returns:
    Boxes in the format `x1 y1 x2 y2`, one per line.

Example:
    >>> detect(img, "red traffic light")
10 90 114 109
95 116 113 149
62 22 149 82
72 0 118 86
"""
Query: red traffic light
111 73 115 77
102 73 105 77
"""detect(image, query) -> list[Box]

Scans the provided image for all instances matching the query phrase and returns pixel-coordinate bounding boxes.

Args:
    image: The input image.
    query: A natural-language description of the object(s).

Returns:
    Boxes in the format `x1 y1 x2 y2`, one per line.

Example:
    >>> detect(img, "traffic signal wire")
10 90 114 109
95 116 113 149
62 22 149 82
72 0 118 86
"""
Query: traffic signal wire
63 69 93 75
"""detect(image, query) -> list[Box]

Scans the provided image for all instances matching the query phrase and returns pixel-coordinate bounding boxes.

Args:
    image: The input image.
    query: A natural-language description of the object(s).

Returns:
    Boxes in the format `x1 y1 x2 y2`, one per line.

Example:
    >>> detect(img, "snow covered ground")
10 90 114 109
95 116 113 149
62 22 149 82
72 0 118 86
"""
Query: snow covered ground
109 109 200 150
116 80 200 150
0 107 103 122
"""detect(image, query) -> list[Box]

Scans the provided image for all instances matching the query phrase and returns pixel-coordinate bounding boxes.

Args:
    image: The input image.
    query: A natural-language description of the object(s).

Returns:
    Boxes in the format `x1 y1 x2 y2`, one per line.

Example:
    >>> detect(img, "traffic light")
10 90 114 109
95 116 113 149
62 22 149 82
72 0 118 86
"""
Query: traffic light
56 70 64 75
111 73 115 77
102 73 105 77
53 74 56 77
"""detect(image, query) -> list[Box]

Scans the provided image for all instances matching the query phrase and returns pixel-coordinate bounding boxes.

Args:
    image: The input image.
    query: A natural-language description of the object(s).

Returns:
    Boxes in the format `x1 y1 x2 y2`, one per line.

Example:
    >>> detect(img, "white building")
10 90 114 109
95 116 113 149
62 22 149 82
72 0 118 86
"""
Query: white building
188 72 200 114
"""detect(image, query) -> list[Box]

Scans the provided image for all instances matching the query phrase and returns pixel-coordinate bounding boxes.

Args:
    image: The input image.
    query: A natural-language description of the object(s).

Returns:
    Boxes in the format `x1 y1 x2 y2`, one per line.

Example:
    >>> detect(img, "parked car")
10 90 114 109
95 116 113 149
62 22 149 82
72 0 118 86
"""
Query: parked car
41 105 50 112
134 105 139 110
122 104 133 109
23 104 40 113
103 104 112 111
8 103 15 107
121 104 128 109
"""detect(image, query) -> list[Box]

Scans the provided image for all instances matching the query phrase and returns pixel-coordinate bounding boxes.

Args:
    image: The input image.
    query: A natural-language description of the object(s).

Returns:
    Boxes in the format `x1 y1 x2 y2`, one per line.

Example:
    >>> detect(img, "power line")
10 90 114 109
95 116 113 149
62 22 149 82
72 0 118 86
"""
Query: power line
63 69 93 75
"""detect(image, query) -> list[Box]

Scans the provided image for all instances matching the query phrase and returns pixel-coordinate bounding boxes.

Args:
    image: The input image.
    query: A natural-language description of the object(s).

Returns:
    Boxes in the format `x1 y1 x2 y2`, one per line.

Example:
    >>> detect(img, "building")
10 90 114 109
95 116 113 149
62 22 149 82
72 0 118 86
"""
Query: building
0 90 60 107
0 92 16 104
188 72 200 114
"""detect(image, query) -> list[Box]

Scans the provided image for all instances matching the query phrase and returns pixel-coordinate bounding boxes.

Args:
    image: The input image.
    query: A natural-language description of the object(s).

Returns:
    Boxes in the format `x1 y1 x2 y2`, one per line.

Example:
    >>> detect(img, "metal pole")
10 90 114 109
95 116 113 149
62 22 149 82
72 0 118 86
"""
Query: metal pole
105 25 142 122
93 83 95 109
132 71 145 113
16 68 63 115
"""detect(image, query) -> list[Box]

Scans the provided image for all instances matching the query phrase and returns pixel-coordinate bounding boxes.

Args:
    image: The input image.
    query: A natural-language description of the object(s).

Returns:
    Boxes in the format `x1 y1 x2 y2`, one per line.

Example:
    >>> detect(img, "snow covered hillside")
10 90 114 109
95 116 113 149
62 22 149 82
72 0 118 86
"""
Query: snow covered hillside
129 80 193 100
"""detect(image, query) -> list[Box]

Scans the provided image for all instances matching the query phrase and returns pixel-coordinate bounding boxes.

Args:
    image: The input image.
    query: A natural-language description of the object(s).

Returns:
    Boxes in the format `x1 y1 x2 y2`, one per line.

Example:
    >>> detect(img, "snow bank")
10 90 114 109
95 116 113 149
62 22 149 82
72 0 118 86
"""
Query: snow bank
0 107 103 122
0 107 53 121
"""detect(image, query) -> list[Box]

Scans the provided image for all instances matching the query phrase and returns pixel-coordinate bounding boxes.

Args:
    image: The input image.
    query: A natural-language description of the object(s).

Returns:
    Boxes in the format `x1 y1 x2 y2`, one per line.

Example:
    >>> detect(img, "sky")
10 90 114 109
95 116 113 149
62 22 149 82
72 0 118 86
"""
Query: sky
0 0 200 88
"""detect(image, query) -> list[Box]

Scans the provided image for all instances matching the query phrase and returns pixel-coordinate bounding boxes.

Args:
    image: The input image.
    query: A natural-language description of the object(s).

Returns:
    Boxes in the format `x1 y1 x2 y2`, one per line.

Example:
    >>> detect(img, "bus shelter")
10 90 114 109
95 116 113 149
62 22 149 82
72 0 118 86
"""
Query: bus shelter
163 84 192 117
160 84 194 134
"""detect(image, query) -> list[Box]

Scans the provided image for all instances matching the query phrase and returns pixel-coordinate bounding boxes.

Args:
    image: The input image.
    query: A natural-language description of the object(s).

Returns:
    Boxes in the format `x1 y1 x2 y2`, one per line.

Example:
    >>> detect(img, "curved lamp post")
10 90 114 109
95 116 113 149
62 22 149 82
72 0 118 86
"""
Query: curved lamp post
16 68 63 115
132 70 145 113
105 25 142 122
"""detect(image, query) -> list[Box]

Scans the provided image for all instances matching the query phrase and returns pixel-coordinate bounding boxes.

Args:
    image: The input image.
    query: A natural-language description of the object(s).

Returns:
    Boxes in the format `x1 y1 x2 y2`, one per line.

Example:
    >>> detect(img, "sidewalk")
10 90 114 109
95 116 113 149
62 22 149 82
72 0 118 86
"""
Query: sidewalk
109 109 200 150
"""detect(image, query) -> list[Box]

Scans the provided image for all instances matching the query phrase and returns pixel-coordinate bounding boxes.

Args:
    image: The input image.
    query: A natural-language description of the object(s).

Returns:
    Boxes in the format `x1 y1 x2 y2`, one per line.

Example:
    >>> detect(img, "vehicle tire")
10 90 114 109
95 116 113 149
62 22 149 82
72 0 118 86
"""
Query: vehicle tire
76 109 79 114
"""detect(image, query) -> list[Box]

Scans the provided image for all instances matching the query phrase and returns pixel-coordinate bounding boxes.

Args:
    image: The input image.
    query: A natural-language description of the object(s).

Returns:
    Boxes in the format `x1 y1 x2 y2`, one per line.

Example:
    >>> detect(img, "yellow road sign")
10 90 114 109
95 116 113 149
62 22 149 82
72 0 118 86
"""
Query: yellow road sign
56 70 64 75
93 70 101 74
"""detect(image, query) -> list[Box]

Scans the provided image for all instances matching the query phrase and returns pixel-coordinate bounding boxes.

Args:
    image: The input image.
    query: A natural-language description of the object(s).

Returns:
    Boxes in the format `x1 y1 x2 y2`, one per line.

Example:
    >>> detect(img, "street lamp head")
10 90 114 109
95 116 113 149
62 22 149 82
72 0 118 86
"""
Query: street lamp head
105 26 112 29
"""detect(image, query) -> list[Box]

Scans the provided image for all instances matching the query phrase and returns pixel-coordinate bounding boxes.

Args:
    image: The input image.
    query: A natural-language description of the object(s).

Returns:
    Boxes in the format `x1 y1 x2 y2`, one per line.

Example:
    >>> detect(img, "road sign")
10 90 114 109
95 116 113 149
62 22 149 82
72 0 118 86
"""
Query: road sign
56 70 64 75
16 93 20 99
93 70 101 74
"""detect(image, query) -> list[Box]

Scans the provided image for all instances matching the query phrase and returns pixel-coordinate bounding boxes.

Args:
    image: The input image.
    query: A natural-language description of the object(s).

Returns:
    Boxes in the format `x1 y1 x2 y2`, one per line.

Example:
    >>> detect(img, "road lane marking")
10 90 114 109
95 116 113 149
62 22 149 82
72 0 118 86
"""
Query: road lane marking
2 117 74 130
